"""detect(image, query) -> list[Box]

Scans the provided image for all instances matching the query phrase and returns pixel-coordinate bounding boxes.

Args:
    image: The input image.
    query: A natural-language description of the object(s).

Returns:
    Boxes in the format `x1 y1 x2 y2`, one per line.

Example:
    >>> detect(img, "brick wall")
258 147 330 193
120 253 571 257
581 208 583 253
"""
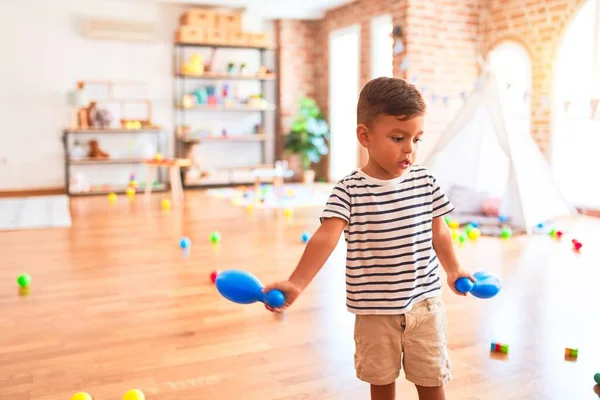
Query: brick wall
482 0 584 154
274 20 318 158
275 0 587 177
403 0 481 159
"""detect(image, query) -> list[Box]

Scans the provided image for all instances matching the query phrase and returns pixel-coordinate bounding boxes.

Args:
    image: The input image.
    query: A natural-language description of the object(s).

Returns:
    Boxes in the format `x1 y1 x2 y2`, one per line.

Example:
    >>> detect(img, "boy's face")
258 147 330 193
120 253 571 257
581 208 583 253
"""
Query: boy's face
357 114 424 178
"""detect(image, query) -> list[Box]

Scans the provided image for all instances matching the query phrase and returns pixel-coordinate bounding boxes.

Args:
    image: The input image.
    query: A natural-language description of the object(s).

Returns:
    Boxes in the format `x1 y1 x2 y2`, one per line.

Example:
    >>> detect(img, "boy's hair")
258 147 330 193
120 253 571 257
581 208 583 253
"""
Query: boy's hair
357 77 426 126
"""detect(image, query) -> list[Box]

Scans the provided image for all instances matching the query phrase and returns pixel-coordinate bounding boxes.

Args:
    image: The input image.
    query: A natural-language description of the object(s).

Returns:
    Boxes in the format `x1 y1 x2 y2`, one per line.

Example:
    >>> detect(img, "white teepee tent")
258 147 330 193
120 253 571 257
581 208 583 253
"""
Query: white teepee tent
422 66 575 234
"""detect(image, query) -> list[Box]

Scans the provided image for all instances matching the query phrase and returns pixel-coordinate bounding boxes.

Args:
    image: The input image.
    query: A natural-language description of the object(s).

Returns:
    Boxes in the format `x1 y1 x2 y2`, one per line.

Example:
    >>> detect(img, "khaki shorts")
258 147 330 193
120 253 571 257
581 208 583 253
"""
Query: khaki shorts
353 297 451 387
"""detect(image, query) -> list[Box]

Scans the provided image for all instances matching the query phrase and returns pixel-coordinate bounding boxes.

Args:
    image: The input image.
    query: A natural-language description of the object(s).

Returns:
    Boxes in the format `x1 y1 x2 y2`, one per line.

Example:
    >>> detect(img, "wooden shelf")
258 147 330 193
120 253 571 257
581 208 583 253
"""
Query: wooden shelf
179 134 273 144
69 158 146 165
176 104 276 112
175 42 274 50
176 72 275 81
64 128 162 134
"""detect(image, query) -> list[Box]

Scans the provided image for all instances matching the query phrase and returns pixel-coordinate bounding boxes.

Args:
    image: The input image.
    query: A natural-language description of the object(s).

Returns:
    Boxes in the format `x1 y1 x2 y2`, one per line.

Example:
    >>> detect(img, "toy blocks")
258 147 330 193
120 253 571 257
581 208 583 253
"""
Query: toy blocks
490 342 509 354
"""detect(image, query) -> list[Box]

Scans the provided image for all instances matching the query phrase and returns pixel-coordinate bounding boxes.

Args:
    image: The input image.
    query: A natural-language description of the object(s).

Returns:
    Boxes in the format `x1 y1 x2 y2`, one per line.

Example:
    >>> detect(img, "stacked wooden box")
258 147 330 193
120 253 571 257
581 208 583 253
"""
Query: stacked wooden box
176 9 272 48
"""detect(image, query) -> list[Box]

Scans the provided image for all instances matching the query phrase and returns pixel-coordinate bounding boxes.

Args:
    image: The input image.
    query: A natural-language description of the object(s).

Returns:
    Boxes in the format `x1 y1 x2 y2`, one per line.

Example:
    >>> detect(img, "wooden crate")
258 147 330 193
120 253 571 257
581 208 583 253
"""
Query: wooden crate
206 29 228 45
228 31 246 46
215 12 242 31
175 26 208 44
180 9 216 28
246 32 271 48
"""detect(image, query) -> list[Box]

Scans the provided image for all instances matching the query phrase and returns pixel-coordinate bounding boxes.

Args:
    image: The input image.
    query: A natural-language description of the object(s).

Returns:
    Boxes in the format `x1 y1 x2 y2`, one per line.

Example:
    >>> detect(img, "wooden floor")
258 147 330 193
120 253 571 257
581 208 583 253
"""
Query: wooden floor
1 189 599 400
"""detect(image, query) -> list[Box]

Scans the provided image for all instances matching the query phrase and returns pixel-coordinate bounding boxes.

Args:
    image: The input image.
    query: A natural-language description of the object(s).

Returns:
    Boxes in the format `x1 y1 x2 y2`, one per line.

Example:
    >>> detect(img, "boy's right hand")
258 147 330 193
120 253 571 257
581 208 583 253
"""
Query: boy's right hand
262 280 303 313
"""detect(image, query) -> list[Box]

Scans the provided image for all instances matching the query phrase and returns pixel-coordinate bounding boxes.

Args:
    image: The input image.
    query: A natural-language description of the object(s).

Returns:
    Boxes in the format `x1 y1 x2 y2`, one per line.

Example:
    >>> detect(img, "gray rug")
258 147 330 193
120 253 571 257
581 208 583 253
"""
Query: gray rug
0 195 71 231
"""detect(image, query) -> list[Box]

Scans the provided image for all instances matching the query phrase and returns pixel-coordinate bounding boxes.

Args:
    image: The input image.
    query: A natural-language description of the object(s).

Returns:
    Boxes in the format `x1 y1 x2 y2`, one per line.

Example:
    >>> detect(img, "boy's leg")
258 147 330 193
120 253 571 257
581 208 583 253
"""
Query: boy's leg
370 382 395 400
353 314 403 400
415 385 445 400
401 297 451 400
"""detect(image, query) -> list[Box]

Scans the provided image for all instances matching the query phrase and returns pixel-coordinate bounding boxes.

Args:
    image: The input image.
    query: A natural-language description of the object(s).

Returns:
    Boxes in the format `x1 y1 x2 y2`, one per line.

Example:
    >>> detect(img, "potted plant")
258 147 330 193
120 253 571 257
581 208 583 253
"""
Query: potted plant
284 97 330 183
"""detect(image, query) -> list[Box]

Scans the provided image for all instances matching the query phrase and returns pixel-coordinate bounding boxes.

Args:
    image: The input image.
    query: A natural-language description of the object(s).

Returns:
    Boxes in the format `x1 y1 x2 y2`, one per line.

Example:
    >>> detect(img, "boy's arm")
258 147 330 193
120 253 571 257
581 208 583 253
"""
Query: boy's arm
263 217 347 311
432 216 475 296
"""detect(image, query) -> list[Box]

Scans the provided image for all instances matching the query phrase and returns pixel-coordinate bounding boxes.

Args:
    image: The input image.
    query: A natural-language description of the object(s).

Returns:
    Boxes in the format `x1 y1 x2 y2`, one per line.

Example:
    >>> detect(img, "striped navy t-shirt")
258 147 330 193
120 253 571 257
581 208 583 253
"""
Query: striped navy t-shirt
321 166 454 315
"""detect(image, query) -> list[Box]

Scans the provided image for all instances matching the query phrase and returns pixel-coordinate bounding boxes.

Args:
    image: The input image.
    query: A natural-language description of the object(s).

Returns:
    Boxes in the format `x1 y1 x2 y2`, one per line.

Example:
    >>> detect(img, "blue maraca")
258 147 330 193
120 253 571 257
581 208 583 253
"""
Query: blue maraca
455 271 501 299
215 269 285 308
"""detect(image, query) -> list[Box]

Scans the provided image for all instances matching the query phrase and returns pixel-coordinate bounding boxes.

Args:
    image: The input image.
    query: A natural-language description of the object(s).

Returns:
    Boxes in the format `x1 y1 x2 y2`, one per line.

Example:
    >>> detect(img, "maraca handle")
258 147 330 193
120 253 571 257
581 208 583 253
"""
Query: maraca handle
262 289 286 308
455 277 474 294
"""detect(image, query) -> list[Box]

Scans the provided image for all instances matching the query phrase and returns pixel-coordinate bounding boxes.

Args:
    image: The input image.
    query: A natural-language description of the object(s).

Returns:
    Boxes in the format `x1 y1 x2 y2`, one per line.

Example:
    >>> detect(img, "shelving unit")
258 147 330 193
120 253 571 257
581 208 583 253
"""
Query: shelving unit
173 41 277 188
62 128 168 196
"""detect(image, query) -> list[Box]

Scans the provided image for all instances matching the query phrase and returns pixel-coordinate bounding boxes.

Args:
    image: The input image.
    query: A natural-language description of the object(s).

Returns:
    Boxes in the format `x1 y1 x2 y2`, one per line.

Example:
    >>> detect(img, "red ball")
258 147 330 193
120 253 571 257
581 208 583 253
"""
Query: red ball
574 242 582 251
556 231 563 238
210 270 220 284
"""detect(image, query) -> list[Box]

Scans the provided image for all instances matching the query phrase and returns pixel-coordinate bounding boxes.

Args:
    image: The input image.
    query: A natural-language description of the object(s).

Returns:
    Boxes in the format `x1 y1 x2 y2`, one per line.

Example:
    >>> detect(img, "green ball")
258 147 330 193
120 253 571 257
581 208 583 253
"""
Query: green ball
464 224 474 234
500 227 512 239
17 274 31 288
458 233 466 244
594 372 600 385
210 231 221 244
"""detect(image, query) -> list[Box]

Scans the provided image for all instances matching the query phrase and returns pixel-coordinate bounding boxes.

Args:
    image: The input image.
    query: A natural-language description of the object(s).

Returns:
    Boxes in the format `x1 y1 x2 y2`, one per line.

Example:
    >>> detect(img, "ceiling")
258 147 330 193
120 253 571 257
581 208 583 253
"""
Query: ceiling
159 0 356 19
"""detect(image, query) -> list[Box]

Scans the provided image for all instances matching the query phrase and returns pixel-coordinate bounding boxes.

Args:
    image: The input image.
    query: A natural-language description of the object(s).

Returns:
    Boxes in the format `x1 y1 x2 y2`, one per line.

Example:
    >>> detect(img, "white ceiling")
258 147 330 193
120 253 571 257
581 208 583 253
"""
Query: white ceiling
159 0 355 19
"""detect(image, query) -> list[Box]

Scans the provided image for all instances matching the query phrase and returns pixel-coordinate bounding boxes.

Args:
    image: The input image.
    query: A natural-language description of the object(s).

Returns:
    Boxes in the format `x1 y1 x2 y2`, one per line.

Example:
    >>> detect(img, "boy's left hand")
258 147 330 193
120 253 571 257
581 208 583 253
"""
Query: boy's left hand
446 269 476 296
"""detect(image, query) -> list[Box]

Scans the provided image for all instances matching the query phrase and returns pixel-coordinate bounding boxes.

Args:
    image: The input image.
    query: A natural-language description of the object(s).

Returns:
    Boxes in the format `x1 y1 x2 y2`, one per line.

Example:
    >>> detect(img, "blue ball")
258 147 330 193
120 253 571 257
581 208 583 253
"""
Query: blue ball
470 222 479 228
301 231 311 243
179 237 191 249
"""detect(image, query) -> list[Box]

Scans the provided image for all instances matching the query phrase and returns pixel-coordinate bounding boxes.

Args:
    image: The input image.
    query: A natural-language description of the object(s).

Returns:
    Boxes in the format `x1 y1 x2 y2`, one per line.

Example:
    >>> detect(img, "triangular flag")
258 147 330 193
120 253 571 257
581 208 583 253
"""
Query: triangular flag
400 58 409 71
420 86 428 94
563 100 571 113
460 91 467 101
431 93 437 103
410 75 418 83
523 91 531 102
443 96 449 107
474 77 482 90
590 99 599 118
394 40 405 55
506 83 512 90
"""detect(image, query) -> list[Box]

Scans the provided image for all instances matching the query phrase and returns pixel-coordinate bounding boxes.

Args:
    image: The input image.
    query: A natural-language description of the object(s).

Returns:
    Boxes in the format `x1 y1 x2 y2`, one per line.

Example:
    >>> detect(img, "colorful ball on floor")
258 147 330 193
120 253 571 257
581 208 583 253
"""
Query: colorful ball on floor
210 270 220 284
448 220 460 229
451 229 459 242
71 393 92 400
500 227 512 239
458 233 466 244
301 231 311 243
108 192 117 203
210 231 221 244
467 227 481 240
17 274 31 288
161 199 171 210
126 187 136 198
122 389 145 400
594 372 600 385
284 208 294 217
179 237 191 249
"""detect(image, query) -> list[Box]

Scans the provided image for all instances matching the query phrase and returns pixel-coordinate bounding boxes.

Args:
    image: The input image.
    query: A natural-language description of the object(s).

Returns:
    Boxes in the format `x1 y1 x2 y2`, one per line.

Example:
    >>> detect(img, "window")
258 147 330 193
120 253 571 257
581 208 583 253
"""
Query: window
370 15 393 79
488 41 532 135
552 0 600 208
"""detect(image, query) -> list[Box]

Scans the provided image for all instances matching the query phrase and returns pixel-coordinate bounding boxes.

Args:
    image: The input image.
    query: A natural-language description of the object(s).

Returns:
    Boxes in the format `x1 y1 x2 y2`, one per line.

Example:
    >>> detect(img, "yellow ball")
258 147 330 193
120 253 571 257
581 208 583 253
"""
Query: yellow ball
126 187 136 197
122 389 145 400
154 153 164 161
71 393 93 400
448 220 460 229
108 192 117 203
284 208 294 217
467 228 481 240
161 199 171 210
451 229 459 241
246 204 254 213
